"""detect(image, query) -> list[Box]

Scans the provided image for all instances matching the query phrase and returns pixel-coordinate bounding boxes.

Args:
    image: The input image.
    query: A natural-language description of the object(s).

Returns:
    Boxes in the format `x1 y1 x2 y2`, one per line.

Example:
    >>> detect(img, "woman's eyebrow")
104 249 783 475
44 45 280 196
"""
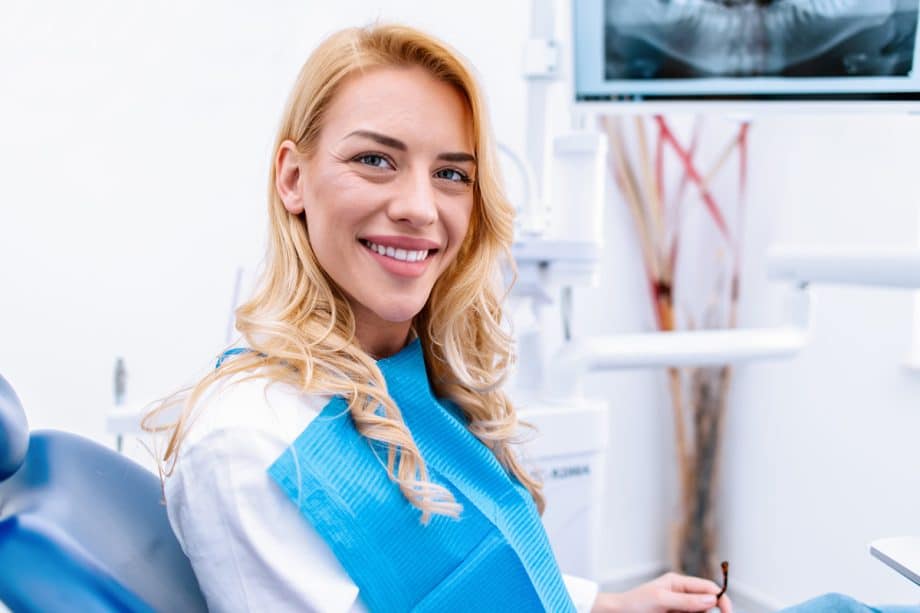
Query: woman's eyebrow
345 129 407 151
437 152 476 164
344 129 475 164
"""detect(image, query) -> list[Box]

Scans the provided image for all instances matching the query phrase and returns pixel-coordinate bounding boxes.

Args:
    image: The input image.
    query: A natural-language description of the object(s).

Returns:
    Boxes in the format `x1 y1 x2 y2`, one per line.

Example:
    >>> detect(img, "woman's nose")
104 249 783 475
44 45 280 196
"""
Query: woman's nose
388 170 438 227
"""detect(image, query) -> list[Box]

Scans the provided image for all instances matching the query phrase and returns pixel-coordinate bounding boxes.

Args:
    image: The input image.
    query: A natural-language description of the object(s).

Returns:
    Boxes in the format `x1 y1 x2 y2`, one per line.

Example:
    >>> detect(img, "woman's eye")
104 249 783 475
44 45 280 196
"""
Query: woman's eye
435 168 470 183
355 154 393 169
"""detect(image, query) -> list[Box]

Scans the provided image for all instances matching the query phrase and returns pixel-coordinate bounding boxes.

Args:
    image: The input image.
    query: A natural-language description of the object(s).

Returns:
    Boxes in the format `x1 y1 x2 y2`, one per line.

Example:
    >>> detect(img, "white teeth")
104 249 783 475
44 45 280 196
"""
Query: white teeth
363 240 430 263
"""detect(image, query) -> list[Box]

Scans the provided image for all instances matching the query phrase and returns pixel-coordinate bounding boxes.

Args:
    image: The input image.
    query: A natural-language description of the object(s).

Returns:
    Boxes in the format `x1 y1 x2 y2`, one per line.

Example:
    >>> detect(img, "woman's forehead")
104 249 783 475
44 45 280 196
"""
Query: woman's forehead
320 66 474 153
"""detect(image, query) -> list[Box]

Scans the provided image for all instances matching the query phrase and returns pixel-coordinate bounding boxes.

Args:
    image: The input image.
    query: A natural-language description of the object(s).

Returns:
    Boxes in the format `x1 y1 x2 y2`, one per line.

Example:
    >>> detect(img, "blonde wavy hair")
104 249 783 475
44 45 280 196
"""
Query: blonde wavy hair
144 23 543 522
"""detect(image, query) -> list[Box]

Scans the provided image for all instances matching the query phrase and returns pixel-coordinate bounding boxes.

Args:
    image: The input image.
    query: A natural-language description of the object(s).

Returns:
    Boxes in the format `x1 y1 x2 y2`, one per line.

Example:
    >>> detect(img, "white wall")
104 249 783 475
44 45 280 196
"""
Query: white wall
2 0 919 608
719 114 920 606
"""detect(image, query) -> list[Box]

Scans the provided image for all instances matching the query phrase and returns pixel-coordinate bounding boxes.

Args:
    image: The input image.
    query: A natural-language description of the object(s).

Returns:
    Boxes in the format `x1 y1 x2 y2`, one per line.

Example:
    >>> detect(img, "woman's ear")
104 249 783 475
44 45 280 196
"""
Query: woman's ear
275 140 306 214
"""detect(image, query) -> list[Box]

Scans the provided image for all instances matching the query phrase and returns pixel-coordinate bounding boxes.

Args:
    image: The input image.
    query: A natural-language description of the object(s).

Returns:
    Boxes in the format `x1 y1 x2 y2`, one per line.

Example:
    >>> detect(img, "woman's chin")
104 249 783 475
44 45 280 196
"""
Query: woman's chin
369 299 427 326
345 289 429 328
376 308 423 325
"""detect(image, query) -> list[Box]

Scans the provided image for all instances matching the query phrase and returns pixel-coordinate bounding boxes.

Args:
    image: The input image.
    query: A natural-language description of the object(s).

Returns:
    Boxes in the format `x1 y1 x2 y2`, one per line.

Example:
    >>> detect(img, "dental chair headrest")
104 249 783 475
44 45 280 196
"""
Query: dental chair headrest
0 374 29 481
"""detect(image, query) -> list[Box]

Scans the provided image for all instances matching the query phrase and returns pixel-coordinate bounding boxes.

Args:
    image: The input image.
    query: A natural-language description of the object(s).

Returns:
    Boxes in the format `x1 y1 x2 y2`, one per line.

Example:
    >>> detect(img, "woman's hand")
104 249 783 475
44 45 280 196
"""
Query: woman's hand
591 572 733 613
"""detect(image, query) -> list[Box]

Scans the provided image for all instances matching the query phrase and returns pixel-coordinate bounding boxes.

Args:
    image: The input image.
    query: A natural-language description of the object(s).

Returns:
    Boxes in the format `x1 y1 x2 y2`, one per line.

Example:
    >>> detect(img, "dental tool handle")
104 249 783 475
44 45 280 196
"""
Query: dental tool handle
113 357 126 408
113 357 127 453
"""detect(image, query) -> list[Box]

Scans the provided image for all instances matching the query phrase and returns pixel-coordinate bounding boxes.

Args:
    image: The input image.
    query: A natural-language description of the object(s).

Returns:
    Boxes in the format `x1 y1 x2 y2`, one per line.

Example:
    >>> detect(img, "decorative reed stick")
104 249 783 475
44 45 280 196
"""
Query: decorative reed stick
601 114 751 580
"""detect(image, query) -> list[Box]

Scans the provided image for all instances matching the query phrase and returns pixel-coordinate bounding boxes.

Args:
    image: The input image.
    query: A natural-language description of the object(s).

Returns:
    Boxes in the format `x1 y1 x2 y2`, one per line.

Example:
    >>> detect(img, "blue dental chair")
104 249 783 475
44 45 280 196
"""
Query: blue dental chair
0 374 207 612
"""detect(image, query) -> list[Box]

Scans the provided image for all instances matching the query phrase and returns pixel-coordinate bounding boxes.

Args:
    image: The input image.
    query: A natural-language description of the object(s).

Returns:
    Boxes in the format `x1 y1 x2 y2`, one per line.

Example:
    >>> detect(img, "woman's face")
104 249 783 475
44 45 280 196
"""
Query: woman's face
277 66 476 345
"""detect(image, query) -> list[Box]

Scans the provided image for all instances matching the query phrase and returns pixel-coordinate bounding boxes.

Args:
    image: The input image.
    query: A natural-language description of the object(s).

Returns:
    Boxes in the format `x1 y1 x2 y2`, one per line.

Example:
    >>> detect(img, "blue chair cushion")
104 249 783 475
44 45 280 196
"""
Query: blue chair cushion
0 431 207 612
0 375 28 481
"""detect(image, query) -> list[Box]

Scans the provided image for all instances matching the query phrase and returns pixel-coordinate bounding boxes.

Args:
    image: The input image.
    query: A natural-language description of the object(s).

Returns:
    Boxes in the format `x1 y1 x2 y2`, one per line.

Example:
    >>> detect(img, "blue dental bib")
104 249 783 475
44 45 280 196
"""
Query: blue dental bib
267 339 575 612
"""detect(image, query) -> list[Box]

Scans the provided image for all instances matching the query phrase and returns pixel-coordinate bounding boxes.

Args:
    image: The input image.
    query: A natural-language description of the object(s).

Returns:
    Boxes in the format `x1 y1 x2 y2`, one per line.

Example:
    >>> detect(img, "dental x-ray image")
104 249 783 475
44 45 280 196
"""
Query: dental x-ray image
604 0 919 80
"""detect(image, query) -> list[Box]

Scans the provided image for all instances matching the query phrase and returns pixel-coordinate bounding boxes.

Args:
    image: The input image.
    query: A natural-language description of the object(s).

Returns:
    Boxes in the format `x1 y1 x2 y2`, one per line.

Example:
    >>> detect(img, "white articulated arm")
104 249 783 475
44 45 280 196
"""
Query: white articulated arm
545 287 815 400
768 245 920 288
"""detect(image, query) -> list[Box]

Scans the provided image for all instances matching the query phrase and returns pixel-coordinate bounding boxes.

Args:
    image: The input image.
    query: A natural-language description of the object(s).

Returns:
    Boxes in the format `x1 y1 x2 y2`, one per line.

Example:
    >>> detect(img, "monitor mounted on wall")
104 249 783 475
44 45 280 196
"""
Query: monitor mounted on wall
573 0 920 111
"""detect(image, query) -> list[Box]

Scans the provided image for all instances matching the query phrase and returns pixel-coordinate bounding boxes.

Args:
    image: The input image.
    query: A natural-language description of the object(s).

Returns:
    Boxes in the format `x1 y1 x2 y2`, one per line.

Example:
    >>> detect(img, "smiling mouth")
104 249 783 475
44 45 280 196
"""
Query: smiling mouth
358 239 438 263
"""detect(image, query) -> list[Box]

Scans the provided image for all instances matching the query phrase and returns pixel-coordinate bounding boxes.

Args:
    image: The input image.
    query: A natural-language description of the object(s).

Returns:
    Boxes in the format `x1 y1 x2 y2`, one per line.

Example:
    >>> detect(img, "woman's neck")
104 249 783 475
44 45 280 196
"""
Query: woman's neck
353 312 413 360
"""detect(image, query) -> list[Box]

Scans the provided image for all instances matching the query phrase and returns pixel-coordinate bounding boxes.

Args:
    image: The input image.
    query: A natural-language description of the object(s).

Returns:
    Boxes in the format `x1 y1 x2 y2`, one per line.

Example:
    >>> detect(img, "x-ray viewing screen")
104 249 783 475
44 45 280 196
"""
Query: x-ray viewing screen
574 0 920 104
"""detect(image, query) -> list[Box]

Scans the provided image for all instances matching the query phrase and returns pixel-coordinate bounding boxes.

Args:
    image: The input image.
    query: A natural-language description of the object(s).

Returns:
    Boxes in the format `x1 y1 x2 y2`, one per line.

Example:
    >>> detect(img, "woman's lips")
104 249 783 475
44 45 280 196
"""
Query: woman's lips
359 238 435 278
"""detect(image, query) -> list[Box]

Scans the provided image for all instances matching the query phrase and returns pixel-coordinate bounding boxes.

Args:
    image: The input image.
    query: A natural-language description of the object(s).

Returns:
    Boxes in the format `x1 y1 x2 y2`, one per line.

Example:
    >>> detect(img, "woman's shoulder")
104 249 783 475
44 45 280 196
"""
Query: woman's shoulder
179 370 333 454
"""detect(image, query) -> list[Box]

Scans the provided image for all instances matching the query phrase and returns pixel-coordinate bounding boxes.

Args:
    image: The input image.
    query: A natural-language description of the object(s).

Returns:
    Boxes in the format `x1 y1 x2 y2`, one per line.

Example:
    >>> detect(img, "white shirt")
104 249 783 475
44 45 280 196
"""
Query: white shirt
164 374 599 612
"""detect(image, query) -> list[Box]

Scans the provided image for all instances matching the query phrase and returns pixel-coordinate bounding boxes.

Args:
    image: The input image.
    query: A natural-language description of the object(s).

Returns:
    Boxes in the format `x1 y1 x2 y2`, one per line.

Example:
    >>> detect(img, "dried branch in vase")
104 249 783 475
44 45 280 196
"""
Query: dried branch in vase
601 114 750 580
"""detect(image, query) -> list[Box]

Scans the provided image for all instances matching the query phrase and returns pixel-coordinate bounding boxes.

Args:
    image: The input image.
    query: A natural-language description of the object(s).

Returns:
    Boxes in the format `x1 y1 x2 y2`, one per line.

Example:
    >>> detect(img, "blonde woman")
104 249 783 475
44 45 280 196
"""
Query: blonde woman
149 24 732 613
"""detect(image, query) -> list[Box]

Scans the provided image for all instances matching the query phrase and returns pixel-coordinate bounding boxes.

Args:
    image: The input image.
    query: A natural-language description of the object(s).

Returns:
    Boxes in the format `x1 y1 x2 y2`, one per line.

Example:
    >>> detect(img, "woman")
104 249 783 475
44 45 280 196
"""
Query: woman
147 23 735 612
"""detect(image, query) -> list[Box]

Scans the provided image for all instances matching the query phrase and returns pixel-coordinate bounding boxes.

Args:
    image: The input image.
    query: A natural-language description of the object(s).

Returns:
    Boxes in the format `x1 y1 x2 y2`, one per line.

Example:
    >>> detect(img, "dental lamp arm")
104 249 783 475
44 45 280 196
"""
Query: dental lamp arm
545 286 814 401
768 245 920 288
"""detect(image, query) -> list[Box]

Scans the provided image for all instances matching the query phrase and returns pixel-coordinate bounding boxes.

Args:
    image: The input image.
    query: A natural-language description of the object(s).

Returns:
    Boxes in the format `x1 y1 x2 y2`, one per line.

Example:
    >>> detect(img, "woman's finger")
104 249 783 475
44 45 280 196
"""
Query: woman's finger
658 589 718 612
667 573 722 595
716 592 734 613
